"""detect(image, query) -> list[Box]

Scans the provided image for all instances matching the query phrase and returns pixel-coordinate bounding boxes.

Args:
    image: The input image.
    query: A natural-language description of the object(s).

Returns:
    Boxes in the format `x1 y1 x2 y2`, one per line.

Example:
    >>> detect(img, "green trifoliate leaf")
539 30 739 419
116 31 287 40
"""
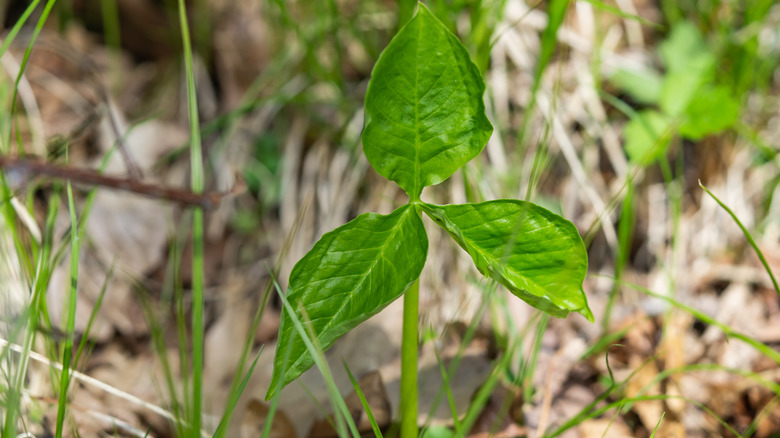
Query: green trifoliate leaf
362 3 493 201
420 201 592 321
267 204 427 396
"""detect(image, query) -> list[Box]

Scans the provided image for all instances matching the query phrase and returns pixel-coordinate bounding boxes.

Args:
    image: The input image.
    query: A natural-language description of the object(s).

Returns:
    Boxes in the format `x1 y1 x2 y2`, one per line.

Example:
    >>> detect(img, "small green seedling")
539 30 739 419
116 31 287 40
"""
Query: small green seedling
267 2 591 432
612 21 740 166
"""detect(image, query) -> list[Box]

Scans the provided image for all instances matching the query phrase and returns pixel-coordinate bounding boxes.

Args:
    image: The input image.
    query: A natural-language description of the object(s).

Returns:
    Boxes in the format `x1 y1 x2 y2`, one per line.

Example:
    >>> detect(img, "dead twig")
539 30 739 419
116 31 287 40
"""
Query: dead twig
0 155 241 210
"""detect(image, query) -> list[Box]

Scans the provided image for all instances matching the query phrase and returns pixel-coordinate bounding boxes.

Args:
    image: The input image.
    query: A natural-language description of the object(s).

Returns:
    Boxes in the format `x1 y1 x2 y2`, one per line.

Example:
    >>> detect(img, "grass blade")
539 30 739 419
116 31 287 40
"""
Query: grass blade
271 275 361 438
518 0 569 146
699 181 779 295
177 0 206 434
55 181 81 438
344 361 384 438
617 278 780 364
212 346 264 438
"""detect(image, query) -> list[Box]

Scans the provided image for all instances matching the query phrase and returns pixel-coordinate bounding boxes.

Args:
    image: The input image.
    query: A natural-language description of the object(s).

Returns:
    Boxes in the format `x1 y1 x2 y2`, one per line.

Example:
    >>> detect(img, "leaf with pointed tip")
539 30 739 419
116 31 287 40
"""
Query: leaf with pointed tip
362 3 493 201
266 204 427 396
420 201 592 321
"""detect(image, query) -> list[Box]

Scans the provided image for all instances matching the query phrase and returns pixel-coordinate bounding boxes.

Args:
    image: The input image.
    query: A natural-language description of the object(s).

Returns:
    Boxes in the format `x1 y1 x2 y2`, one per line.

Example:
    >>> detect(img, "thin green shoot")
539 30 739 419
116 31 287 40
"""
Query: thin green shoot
12 161 66 417
0 1 41 63
0 337 185 428
621 364 780 436
500 305 544 383
545 350 660 437
211 308 267 438
6 0 57 156
99 0 122 88
578 395 741 438
212 346 264 438
517 0 569 149
174 257 192 434
579 0 661 27
599 401 626 438
43 147 123 384
262 333 292 438
524 116 553 202
1 194 59 437
460 164 484 205
215 193 311 437
602 183 634 332
579 328 631 361
0 14 61 413
176 0 206 434
141 268 186 437
271 275 361 438
649 412 665 438
431 346 461 431
634 361 780 424
485 384 515 436
606 344 623 387
72 263 114 370
742 395 779 438
54 181 81 438
696 363 780 393
141 218 188 436
343 361 385 438
699 181 779 295
522 313 549 402
657 147 683 278
422 280 495 429
298 380 339 430
637 364 780 437
458 335 518 434
616 278 780 364
487 0 541 50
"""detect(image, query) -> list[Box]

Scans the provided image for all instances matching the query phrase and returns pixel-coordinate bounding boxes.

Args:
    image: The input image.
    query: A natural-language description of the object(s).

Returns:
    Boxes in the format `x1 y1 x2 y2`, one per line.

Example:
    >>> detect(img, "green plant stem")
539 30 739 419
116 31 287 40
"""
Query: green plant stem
401 278 420 438
56 182 80 438
178 0 205 434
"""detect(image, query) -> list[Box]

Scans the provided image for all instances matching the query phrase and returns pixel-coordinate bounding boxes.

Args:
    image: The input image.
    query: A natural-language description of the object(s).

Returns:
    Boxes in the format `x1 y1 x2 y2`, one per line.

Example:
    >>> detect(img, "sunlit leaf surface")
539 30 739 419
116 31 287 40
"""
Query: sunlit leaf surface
268 204 427 394
362 4 492 201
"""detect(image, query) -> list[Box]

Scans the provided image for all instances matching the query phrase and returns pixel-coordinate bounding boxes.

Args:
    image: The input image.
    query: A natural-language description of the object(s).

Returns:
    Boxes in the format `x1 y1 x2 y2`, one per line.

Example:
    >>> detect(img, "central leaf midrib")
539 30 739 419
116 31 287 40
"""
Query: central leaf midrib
413 15 421 200
463 233 550 298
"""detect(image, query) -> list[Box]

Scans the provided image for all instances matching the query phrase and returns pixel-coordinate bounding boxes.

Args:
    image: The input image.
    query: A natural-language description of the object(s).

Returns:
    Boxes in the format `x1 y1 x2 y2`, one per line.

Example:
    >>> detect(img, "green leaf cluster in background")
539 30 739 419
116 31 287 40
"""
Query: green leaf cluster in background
268 3 591 396
612 21 740 166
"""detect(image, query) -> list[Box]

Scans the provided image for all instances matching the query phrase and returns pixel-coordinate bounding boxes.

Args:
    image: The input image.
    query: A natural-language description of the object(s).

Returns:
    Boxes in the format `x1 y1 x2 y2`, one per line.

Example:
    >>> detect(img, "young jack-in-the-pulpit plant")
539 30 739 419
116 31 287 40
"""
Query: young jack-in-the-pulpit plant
267 3 591 435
